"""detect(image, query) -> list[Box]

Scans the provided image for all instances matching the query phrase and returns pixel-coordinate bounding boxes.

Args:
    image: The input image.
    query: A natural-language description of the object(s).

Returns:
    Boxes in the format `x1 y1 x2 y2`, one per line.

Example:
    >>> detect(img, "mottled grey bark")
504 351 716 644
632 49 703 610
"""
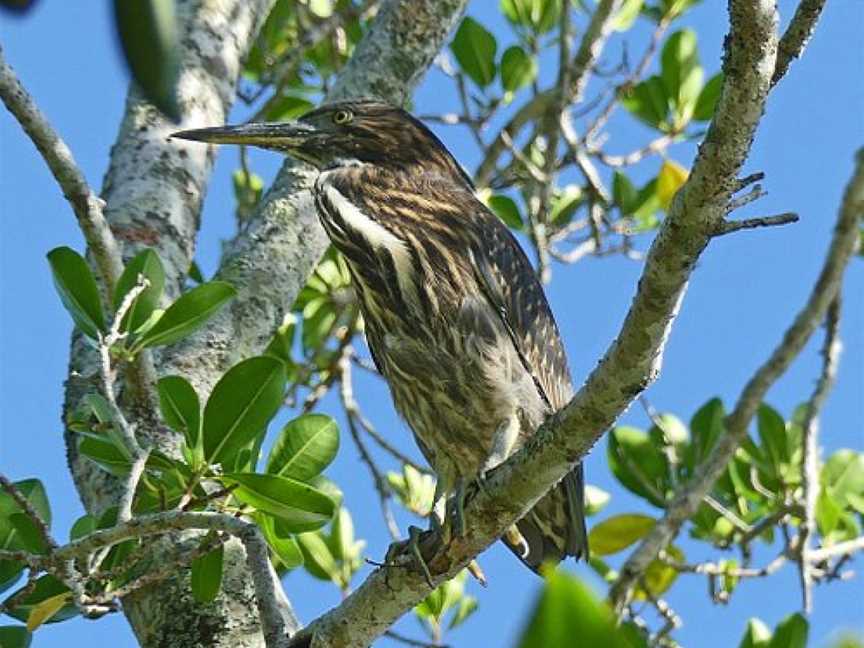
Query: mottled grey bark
63 2 289 646
62 1 468 646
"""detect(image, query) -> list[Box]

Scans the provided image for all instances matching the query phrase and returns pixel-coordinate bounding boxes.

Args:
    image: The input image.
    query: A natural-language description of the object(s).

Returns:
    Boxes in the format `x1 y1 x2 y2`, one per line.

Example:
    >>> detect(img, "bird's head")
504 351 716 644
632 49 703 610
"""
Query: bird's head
172 100 472 186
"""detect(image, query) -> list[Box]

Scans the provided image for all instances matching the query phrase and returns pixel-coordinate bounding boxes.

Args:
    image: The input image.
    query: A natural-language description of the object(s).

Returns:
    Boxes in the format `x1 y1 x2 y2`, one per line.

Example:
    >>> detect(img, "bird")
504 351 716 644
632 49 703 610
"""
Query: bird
173 101 588 574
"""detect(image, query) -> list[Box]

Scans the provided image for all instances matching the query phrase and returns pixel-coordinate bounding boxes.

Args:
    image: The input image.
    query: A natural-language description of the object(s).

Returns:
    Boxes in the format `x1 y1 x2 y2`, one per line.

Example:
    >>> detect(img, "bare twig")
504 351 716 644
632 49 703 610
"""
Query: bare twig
798 295 843 613
726 184 767 211
584 15 672 145
97 278 151 523
772 0 827 86
0 46 123 294
713 212 799 237
809 537 864 563
339 350 401 541
474 0 621 186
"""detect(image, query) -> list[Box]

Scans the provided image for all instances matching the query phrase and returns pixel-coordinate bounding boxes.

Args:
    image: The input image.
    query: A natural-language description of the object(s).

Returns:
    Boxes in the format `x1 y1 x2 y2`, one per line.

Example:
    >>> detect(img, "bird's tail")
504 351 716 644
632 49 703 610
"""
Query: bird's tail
501 463 589 573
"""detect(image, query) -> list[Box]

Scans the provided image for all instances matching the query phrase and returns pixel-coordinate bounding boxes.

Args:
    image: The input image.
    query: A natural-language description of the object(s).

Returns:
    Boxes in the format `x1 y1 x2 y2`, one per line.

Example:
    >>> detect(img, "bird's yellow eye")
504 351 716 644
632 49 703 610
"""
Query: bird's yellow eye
332 109 353 125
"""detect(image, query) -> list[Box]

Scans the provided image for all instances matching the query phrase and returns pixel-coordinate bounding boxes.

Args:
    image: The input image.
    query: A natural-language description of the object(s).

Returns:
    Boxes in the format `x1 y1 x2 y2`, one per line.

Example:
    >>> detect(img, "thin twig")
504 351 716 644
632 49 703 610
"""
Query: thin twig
798 295 842 613
0 46 123 294
339 350 401 541
474 0 621 186
713 212 799 237
772 0 827 86
809 537 864 563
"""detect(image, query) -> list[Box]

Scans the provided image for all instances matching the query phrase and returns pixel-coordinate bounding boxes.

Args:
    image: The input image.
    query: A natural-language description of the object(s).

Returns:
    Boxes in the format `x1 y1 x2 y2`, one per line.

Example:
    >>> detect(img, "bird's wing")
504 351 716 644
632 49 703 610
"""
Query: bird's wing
466 204 573 411
464 195 589 567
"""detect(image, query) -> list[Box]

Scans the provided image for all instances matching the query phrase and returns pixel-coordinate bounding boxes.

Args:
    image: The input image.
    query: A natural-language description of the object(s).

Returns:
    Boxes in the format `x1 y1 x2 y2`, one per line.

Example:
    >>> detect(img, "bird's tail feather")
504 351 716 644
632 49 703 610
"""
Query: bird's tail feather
501 464 589 574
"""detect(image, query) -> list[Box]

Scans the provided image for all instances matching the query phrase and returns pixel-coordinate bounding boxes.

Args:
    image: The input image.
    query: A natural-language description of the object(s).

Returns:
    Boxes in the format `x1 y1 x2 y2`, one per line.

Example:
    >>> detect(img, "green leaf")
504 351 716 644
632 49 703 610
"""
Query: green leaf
139 281 236 348
113 248 165 333
46 247 105 339
500 45 537 92
69 514 97 541
738 618 773 648
612 0 643 31
613 171 639 215
693 72 723 121
635 545 683 599
266 414 339 481
821 449 864 511
0 479 50 531
157 375 201 451
660 29 703 126
202 356 286 465
661 0 703 20
769 613 808 648
78 434 131 475
549 185 583 226
607 426 669 506
757 403 788 477
113 0 181 121
190 544 224 603
2 575 77 625
488 194 524 230
257 514 304 570
501 0 561 34
449 595 478 630
0 479 51 586
686 398 726 471
587 514 655 556
450 17 497 88
516 570 638 648
297 531 339 581
9 514 47 555
0 626 31 648
222 473 335 533
621 76 671 132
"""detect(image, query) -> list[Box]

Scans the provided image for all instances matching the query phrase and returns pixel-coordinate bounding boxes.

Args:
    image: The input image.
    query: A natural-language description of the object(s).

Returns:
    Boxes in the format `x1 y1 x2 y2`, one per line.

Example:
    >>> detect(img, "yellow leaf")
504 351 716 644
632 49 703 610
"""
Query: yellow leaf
26 592 70 631
657 160 689 210
634 544 684 600
587 513 656 556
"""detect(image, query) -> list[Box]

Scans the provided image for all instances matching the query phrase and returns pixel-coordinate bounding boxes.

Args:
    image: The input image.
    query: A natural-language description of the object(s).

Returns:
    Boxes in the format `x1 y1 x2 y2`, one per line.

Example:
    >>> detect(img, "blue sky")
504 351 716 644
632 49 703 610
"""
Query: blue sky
1 2 862 647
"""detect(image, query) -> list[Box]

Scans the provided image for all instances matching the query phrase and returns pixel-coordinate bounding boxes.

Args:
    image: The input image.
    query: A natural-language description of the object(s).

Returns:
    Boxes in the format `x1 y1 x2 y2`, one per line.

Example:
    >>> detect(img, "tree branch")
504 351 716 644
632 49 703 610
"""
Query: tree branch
610 148 864 610
289 2 782 646
0 47 123 295
798 295 843 612
713 212 799 236
772 0 827 86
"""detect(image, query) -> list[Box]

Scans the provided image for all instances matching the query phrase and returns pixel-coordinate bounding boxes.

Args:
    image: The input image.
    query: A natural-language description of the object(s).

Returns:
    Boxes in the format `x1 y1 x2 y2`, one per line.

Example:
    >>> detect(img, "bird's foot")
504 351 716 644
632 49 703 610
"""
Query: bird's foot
384 525 437 588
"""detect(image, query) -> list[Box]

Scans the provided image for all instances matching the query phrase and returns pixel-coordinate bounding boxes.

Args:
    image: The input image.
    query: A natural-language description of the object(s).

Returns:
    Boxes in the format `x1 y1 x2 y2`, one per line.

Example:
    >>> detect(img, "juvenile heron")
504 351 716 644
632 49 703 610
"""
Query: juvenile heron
173 101 588 574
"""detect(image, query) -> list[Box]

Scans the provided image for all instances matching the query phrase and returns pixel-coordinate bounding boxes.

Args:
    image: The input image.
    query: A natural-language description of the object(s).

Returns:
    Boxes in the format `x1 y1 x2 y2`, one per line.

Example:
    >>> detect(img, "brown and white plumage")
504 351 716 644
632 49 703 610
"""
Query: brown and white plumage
173 101 588 572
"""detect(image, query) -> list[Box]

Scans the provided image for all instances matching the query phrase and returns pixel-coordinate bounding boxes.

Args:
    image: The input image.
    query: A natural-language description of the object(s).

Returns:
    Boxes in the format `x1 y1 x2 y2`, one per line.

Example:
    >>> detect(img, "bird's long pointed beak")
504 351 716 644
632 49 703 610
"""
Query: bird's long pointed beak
170 121 316 147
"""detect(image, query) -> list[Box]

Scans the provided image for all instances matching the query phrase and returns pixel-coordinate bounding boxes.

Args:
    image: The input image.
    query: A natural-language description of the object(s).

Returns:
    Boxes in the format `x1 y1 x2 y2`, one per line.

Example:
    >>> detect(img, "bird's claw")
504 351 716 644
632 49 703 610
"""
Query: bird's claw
384 525 436 588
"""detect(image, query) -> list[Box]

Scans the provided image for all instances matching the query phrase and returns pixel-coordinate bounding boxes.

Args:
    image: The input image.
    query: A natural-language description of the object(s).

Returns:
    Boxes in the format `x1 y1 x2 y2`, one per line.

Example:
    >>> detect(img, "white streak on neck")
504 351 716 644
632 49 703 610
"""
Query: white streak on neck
322 183 419 311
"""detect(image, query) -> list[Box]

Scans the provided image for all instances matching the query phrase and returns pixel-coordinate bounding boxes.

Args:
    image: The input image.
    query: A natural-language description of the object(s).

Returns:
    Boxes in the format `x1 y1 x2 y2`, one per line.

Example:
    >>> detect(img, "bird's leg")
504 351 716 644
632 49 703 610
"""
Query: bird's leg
381 476 448 588
477 416 521 492
447 477 467 539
